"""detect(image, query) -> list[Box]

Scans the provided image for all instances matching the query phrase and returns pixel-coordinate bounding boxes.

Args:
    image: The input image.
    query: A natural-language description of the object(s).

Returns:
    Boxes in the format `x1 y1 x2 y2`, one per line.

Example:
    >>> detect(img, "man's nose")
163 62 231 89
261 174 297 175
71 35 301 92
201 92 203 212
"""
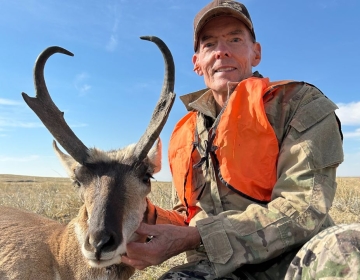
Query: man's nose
215 41 230 59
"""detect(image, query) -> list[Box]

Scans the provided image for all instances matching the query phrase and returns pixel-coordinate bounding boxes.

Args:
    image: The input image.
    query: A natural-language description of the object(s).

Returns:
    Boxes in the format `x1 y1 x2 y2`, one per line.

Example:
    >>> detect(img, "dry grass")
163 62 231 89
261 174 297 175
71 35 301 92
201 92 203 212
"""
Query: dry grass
0 174 184 279
329 177 360 224
0 174 80 224
0 174 359 279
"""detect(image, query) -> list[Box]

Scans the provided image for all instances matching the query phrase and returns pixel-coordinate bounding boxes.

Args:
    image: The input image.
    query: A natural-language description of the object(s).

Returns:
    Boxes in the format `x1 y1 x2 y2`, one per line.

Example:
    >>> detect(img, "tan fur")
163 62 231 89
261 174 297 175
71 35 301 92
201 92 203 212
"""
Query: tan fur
0 139 162 280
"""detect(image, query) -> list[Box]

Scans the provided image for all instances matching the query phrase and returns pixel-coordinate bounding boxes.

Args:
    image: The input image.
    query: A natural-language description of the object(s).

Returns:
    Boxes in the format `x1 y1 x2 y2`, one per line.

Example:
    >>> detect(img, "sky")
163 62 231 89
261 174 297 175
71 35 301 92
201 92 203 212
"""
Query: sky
0 0 360 181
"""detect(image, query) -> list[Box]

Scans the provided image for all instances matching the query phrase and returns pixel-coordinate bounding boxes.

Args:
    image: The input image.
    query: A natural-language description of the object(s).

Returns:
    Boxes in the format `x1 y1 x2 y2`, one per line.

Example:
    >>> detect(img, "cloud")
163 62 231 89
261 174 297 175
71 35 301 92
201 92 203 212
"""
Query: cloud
0 109 87 130
336 102 360 126
0 100 43 129
337 151 360 177
0 98 22 106
106 18 119 52
0 118 42 128
104 1 122 52
74 72 92 95
343 128 360 139
106 34 118 52
0 155 40 162
79 84 91 93
69 122 88 128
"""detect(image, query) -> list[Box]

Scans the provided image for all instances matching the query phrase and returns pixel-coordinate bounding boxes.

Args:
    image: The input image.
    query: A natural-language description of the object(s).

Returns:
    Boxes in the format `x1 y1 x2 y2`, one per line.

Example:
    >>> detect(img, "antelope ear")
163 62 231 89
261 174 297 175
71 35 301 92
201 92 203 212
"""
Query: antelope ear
52 140 78 177
147 138 162 174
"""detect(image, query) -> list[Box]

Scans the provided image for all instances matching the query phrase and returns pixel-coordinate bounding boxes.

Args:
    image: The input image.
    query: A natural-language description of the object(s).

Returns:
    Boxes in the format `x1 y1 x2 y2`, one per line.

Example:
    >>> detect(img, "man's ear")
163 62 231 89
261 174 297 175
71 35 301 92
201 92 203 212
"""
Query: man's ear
192 53 203 76
252 42 261 67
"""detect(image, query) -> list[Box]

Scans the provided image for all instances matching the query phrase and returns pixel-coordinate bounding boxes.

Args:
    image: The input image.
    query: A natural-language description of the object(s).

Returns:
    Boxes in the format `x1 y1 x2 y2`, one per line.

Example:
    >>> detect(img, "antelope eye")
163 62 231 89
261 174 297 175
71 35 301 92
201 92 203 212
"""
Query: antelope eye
142 173 154 185
73 180 81 187
73 165 89 187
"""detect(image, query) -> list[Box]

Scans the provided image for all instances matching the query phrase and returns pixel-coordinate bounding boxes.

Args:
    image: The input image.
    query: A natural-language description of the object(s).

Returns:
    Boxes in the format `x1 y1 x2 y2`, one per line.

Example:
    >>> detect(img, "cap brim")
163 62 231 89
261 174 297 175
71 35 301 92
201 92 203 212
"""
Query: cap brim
194 7 253 51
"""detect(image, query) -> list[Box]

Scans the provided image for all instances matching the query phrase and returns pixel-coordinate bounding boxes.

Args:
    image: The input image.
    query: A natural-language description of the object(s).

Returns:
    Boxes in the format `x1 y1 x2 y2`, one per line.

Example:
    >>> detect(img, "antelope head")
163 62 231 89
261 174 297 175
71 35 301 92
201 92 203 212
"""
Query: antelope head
21 36 175 268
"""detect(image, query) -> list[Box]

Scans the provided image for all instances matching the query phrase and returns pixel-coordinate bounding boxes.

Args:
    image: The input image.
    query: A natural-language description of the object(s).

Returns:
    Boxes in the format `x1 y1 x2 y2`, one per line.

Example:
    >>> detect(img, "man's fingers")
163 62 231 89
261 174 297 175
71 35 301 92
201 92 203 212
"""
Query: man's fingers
126 240 148 254
135 222 157 236
121 255 152 270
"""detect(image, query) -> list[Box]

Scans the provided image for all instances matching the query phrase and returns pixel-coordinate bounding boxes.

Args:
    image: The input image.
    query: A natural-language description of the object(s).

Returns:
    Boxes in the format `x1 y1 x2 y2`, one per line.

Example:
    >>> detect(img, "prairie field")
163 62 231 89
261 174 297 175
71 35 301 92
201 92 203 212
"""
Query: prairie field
0 174 359 279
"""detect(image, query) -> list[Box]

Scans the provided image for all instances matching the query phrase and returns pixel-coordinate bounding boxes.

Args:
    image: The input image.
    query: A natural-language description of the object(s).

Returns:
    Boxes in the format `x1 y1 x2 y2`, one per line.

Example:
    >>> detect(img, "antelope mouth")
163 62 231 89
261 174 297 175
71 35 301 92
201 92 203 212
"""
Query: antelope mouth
83 245 126 268
87 253 124 268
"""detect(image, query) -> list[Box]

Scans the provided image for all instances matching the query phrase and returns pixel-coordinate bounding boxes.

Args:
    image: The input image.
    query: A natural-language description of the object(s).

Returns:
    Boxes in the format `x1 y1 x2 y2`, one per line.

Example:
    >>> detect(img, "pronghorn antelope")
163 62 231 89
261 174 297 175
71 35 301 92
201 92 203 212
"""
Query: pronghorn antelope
0 36 175 280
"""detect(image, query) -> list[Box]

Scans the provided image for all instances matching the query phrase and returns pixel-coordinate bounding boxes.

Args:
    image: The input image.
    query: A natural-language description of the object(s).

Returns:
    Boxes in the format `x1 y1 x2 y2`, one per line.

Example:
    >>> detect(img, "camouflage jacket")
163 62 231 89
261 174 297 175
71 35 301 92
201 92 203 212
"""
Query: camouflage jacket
154 73 344 277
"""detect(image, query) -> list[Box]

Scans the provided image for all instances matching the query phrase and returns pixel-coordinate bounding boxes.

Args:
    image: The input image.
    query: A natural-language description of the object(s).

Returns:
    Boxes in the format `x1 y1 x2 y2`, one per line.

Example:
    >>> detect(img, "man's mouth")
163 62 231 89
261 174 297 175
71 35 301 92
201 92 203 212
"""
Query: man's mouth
215 67 236 73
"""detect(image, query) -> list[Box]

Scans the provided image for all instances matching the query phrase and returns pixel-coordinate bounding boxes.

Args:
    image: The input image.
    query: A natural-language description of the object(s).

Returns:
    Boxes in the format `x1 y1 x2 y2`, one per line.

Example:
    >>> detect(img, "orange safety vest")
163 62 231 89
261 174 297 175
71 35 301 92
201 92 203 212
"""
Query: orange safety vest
169 77 293 222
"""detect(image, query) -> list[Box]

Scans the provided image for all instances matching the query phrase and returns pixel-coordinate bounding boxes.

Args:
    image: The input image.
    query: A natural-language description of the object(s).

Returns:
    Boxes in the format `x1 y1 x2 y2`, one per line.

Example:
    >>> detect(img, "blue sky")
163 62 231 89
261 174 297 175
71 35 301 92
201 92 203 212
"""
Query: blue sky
1 0 359 181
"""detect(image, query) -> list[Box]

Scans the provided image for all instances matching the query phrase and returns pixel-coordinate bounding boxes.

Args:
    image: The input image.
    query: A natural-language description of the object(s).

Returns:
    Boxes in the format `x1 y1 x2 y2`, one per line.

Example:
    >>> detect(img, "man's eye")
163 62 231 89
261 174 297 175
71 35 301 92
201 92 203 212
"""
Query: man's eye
231 37 241 42
203 42 214 48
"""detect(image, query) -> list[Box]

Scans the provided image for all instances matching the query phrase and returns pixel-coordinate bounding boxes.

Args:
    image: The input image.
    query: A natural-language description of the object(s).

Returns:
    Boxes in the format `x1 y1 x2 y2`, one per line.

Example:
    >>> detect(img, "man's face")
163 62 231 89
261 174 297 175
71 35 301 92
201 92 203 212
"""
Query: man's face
193 17 261 94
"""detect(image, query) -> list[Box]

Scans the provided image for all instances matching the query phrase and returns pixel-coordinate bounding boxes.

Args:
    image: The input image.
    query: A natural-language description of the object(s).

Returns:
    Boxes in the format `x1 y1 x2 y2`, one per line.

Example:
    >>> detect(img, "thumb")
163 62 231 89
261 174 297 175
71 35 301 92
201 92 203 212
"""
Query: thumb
135 222 157 236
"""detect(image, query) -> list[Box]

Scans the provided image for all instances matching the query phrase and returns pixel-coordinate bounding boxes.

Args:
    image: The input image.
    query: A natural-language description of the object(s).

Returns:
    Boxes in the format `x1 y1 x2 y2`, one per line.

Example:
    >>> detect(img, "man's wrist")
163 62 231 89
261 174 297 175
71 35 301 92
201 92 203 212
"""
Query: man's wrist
189 226 205 252
195 238 205 253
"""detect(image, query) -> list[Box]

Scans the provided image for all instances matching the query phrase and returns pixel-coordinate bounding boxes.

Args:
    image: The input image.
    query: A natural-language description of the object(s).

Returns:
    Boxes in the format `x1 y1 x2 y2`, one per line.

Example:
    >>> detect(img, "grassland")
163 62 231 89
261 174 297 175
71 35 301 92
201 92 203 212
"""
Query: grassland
0 174 359 279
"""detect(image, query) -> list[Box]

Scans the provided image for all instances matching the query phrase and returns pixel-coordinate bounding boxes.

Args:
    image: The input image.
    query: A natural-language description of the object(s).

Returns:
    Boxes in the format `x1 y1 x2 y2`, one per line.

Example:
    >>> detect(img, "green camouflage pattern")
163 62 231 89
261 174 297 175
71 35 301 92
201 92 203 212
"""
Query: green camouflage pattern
159 224 360 280
286 223 360 279
158 260 218 280
158 252 298 279
171 76 345 278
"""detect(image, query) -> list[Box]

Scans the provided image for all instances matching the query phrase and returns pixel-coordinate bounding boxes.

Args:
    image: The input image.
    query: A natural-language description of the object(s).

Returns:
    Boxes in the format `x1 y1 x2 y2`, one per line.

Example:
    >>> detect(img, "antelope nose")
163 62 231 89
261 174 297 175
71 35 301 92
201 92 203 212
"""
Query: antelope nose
86 230 119 259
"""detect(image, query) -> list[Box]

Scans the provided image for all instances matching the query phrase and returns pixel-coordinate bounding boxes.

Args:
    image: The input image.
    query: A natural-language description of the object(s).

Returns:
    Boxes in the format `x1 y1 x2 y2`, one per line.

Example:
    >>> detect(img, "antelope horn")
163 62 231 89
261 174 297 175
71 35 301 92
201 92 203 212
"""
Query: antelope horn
133 36 176 161
22 46 89 164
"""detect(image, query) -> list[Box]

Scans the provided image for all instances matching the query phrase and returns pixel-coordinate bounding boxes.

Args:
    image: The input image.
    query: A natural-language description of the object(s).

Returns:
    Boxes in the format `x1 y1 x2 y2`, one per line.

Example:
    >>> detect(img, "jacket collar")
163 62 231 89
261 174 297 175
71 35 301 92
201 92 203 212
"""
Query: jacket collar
180 88 217 119
180 71 264 119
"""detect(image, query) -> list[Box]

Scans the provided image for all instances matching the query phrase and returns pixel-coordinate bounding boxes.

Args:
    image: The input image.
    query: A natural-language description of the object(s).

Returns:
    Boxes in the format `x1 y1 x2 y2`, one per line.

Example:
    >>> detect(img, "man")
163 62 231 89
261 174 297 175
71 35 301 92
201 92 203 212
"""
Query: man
122 1 360 279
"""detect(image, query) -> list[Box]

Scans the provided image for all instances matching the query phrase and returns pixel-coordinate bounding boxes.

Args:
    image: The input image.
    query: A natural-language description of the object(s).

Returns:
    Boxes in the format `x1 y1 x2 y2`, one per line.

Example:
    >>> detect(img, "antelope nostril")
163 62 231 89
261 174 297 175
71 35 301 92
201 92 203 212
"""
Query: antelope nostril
94 234 110 251
87 230 119 259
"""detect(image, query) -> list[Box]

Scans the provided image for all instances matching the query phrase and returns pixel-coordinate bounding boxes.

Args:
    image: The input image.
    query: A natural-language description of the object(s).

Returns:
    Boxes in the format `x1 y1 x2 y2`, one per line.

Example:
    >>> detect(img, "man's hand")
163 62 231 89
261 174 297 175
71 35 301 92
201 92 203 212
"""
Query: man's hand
121 222 201 270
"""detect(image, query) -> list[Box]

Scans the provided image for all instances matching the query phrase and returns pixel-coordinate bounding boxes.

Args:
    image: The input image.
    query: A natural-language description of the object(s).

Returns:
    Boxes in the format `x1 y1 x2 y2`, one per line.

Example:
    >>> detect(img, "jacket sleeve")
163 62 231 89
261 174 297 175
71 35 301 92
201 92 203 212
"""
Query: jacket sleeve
147 196 187 226
154 205 187 225
195 84 344 277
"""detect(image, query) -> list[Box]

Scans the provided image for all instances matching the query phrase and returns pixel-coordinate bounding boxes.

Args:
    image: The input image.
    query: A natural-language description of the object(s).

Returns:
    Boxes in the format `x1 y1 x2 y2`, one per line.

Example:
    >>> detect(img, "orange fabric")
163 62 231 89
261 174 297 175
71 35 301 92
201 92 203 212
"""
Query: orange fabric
146 198 187 225
168 78 293 222
154 206 188 226
168 111 197 214
213 77 280 202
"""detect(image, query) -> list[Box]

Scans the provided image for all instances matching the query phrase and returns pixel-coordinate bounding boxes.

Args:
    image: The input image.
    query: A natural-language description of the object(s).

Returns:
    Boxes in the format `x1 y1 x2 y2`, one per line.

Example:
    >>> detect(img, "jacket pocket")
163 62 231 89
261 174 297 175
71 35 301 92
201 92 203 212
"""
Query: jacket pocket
289 96 338 134
288 96 343 169
197 217 233 264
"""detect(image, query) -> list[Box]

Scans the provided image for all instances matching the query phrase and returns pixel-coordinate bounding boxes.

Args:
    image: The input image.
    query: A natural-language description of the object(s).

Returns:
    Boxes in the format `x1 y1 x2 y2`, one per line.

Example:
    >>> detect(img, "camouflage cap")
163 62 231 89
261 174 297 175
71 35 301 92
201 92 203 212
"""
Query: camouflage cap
193 0 256 52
